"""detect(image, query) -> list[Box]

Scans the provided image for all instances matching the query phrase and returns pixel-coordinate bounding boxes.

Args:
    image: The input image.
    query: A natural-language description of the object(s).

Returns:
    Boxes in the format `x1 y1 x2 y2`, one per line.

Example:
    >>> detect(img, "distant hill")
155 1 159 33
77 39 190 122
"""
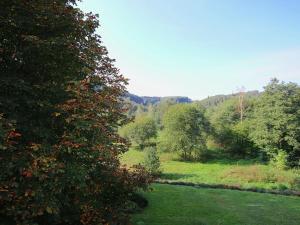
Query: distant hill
125 93 192 105
124 91 260 117
125 91 260 107
197 90 260 108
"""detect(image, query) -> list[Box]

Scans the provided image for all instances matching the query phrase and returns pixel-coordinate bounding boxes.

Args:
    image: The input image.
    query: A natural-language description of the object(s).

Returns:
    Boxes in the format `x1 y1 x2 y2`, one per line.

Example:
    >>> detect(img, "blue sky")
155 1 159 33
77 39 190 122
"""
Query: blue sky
78 0 300 100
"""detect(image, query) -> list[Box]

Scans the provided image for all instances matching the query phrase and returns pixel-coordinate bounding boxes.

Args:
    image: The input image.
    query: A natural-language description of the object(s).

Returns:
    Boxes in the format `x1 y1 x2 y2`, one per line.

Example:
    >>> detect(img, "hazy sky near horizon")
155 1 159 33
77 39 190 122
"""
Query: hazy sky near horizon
78 0 300 100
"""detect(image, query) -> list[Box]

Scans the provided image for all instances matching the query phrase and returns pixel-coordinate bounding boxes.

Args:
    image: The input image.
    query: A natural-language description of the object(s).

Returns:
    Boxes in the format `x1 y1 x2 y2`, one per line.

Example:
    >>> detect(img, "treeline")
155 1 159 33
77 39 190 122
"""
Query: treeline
198 90 260 108
120 79 300 168
125 93 192 105
0 1 149 225
124 94 192 119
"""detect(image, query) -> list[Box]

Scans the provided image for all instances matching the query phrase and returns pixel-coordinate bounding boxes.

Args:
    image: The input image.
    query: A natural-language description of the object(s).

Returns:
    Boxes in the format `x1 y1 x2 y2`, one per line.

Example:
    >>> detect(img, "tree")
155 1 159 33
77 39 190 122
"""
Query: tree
120 116 157 149
208 97 257 157
144 147 161 176
158 104 209 160
249 79 300 167
0 1 150 224
237 87 245 122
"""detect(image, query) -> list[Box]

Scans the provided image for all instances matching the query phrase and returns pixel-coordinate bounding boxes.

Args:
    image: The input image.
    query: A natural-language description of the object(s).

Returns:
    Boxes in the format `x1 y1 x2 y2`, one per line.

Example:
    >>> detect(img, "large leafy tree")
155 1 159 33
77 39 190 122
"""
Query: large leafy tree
0 1 149 224
249 79 300 166
159 104 209 160
120 116 157 150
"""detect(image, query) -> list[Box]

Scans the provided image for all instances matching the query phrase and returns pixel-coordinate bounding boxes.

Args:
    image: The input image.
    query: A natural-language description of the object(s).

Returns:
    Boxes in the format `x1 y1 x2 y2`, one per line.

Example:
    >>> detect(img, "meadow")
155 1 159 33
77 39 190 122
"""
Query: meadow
132 184 300 225
121 150 300 225
121 149 300 191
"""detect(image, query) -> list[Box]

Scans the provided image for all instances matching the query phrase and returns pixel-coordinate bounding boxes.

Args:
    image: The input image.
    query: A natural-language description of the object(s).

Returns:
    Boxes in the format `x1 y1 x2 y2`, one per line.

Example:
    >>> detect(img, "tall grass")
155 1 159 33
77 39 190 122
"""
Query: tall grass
121 149 300 191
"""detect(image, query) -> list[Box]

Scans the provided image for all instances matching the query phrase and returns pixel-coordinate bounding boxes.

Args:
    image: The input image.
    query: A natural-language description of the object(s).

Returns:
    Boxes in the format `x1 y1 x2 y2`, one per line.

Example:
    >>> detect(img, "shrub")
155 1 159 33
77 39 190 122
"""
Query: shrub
270 150 288 170
291 177 300 190
144 147 161 176
196 148 213 162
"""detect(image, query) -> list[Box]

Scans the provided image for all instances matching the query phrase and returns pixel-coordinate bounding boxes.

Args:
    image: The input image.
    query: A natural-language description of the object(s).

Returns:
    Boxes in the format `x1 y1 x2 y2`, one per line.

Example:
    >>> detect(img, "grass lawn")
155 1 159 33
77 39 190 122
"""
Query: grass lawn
121 149 300 191
132 184 300 225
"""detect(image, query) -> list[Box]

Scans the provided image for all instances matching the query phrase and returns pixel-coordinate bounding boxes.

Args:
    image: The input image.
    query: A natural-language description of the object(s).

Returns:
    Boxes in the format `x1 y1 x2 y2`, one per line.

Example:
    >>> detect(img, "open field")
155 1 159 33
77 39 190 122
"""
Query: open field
132 184 300 225
121 150 300 191
123 149 300 224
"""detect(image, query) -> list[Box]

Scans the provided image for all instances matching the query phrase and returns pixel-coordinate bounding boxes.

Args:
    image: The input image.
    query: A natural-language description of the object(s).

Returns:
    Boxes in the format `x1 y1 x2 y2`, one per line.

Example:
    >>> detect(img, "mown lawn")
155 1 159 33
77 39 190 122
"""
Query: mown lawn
132 184 300 225
121 149 300 191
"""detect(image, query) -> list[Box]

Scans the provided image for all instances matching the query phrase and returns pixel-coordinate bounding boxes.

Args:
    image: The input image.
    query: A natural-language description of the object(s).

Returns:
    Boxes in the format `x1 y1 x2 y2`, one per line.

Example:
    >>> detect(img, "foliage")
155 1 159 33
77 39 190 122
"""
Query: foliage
208 97 257 157
120 116 157 150
0 1 150 224
291 177 300 190
147 99 179 128
270 150 289 170
198 90 260 108
158 104 209 160
125 94 191 128
249 79 300 167
143 147 161 176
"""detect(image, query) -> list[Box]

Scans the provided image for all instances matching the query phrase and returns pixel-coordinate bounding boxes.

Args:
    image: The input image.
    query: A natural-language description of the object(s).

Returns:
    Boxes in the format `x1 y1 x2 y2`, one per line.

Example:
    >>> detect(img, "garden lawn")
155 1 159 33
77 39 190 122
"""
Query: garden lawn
132 184 300 225
121 150 300 191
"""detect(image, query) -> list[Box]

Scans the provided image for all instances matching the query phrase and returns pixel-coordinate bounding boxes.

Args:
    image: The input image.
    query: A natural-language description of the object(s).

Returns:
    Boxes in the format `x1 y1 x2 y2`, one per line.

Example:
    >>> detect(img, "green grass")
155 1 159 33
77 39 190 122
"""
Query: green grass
132 184 300 225
121 149 300 191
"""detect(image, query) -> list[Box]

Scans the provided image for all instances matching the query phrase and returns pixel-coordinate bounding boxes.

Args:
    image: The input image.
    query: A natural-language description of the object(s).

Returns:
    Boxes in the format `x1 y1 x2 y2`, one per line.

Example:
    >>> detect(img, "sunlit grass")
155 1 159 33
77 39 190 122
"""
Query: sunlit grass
132 184 300 225
121 149 300 191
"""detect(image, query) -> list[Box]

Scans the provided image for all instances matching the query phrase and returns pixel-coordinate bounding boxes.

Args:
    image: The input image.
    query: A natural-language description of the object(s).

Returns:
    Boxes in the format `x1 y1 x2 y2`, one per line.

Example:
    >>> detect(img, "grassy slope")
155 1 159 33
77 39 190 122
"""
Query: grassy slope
121 150 300 191
132 184 300 225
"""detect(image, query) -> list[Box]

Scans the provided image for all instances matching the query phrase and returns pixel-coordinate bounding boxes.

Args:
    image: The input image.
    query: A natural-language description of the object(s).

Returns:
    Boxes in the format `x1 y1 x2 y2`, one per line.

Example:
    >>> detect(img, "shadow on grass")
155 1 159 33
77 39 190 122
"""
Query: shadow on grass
160 173 196 181
169 156 263 166
204 158 264 166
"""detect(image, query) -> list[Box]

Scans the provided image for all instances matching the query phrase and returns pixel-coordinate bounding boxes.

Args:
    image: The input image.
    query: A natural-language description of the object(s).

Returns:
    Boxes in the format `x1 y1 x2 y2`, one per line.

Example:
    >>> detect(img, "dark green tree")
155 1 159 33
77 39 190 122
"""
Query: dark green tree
249 79 300 167
208 97 257 157
0 1 150 224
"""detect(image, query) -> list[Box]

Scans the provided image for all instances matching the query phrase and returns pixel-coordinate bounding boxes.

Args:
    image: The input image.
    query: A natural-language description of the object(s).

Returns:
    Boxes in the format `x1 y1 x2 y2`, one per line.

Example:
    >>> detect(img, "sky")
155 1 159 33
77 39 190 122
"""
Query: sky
78 0 300 100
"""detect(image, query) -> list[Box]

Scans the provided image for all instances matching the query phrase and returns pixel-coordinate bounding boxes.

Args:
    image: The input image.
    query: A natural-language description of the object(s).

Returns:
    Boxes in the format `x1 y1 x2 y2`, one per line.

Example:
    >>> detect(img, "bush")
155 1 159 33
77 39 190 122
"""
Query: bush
270 150 288 170
291 177 300 190
144 147 161 176
196 148 213 162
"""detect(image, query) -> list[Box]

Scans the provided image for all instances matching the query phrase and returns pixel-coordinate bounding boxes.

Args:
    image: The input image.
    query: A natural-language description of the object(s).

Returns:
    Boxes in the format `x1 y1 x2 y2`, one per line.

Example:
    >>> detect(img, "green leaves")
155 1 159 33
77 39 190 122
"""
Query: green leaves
159 104 209 160
144 147 161 176
0 1 150 224
208 97 257 157
249 79 300 166
120 116 157 150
